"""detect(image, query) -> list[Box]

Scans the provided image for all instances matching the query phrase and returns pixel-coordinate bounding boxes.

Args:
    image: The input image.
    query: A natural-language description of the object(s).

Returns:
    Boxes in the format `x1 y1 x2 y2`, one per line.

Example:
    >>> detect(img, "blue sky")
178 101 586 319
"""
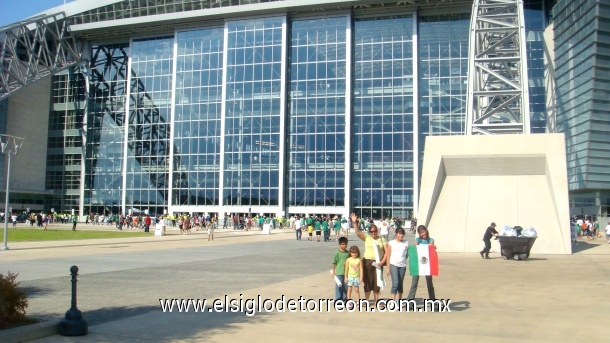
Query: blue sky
0 0 68 27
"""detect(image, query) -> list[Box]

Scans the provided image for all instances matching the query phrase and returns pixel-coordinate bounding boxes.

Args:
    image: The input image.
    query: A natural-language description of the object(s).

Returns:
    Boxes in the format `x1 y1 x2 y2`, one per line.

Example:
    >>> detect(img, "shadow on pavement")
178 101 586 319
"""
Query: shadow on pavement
23 285 53 298
448 300 470 312
82 305 159 326
85 305 273 341
572 241 598 253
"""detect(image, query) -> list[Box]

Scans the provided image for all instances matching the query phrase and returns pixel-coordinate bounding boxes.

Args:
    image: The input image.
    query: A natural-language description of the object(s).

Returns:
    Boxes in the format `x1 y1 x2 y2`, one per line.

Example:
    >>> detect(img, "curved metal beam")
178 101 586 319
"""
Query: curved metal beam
0 13 84 100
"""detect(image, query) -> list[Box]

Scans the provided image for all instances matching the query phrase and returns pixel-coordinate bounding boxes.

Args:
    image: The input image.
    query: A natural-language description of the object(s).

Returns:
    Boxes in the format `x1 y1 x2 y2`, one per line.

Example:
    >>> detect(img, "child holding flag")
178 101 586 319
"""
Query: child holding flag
407 225 437 301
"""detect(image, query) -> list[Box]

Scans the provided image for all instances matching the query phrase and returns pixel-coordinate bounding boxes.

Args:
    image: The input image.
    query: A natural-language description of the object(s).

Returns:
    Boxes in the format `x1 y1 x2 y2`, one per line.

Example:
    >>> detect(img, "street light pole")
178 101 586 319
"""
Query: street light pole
2 152 11 250
1 134 24 251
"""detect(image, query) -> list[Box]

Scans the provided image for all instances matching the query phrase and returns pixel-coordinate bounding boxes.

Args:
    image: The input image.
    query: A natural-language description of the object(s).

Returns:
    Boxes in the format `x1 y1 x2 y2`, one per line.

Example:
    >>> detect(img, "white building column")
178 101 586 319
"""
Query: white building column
278 15 288 217
122 40 133 216
167 32 179 215
218 22 230 217
412 11 419 218
343 13 353 219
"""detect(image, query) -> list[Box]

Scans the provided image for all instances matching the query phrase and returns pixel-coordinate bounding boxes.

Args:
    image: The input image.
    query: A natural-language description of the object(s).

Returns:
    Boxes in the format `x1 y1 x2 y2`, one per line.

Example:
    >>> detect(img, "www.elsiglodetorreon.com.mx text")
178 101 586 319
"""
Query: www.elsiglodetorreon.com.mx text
160 295 451 316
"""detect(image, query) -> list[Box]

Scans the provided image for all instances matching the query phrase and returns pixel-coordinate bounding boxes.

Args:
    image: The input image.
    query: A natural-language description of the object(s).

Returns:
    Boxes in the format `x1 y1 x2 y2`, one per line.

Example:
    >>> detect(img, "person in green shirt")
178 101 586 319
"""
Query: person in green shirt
314 217 322 242
333 217 342 241
322 217 330 242
594 219 600 238
331 237 349 301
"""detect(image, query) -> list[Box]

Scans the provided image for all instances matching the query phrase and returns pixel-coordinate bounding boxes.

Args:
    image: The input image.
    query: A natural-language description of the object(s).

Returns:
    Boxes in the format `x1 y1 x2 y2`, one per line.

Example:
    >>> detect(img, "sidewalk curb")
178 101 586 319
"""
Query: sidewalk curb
0 318 60 343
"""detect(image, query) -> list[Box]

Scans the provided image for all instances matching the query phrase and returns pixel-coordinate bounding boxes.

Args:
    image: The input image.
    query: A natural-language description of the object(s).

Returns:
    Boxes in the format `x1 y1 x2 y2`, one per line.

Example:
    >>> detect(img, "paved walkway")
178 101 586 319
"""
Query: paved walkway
1 229 608 342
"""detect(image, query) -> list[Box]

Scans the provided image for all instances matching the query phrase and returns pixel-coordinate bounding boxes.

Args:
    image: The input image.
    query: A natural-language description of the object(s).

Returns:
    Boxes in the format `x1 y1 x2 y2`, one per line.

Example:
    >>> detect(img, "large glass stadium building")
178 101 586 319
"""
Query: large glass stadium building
0 0 608 219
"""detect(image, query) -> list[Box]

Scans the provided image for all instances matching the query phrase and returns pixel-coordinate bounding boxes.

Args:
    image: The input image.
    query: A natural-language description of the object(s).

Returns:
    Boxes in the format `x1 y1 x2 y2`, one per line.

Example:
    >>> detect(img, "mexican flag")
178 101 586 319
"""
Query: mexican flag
408 245 439 276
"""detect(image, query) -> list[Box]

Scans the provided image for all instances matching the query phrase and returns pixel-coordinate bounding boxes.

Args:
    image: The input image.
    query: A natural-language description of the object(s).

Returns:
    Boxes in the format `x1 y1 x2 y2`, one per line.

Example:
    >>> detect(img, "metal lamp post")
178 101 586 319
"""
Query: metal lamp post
1 134 24 251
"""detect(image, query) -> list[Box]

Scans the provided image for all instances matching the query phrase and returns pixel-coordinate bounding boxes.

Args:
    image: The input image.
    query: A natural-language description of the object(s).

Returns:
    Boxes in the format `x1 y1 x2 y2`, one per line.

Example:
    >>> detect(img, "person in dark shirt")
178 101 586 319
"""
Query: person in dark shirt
480 222 498 259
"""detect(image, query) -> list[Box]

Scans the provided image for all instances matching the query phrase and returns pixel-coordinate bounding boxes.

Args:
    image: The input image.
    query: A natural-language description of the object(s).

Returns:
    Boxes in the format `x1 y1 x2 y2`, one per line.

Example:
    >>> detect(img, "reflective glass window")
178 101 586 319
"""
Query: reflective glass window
126 36 174 213
174 27 223 206
288 16 348 208
223 17 284 206
353 15 414 219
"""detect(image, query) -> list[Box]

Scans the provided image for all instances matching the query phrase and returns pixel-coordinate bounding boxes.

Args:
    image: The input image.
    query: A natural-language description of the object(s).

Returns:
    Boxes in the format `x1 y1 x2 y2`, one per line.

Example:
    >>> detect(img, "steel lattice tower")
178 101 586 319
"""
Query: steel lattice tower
466 0 530 135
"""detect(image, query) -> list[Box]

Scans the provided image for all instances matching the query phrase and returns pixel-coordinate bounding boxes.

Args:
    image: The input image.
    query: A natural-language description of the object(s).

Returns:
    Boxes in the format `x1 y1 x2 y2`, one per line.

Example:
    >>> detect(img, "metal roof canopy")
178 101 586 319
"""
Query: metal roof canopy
0 13 84 101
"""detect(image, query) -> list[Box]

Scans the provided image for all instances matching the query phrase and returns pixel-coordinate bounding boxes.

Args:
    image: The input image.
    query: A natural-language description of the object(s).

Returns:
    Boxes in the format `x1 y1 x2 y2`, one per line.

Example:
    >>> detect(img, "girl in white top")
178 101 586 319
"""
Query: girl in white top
385 228 409 301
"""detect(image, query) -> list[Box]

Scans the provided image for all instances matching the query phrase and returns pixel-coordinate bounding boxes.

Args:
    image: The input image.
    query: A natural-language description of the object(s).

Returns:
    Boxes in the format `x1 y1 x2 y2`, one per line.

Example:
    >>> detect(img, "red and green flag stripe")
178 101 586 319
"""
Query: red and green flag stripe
408 245 439 276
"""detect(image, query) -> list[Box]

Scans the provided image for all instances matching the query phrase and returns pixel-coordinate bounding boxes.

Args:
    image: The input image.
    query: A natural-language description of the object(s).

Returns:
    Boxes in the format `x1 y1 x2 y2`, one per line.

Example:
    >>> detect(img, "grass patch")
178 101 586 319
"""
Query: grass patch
1 229 153 242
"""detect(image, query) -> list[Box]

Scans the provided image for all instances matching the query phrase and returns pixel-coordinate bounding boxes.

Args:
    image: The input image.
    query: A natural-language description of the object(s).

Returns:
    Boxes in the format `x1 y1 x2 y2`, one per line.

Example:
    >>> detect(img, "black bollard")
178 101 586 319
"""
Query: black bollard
57 265 88 336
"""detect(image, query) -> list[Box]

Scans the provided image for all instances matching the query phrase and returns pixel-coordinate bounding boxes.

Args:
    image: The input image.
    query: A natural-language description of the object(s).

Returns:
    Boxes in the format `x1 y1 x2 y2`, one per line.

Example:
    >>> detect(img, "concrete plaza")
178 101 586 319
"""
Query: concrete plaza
0 225 608 342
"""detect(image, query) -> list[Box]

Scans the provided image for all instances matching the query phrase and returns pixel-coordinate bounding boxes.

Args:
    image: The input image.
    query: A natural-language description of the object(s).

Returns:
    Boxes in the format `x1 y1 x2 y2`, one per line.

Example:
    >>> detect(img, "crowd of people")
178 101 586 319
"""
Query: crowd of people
289 215 409 242
571 217 607 244
1 211 78 231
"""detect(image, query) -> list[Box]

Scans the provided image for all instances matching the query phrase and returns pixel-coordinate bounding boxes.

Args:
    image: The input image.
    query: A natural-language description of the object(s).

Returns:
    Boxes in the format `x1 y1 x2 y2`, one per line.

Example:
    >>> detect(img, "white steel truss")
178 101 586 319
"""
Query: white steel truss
466 0 530 135
0 13 84 100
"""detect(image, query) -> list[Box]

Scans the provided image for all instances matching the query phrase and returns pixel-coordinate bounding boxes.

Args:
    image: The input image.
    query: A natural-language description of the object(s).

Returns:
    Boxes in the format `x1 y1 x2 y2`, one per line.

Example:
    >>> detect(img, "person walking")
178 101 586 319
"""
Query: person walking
71 215 78 231
306 215 314 240
322 217 330 242
144 214 152 233
379 219 390 241
594 218 600 238
480 222 498 259
118 213 124 230
208 219 214 241
294 216 302 241
333 216 341 241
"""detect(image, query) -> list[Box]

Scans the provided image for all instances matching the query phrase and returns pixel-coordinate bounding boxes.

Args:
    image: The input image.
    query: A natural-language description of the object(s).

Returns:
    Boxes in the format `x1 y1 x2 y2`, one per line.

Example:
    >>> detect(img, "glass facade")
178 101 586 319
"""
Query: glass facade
417 13 470 189
288 16 347 209
173 27 224 207
524 0 548 133
126 37 174 215
32 0 578 219
46 67 87 212
222 18 284 207
418 14 470 140
85 44 129 216
6 0 610 222
554 0 610 215
353 16 414 219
